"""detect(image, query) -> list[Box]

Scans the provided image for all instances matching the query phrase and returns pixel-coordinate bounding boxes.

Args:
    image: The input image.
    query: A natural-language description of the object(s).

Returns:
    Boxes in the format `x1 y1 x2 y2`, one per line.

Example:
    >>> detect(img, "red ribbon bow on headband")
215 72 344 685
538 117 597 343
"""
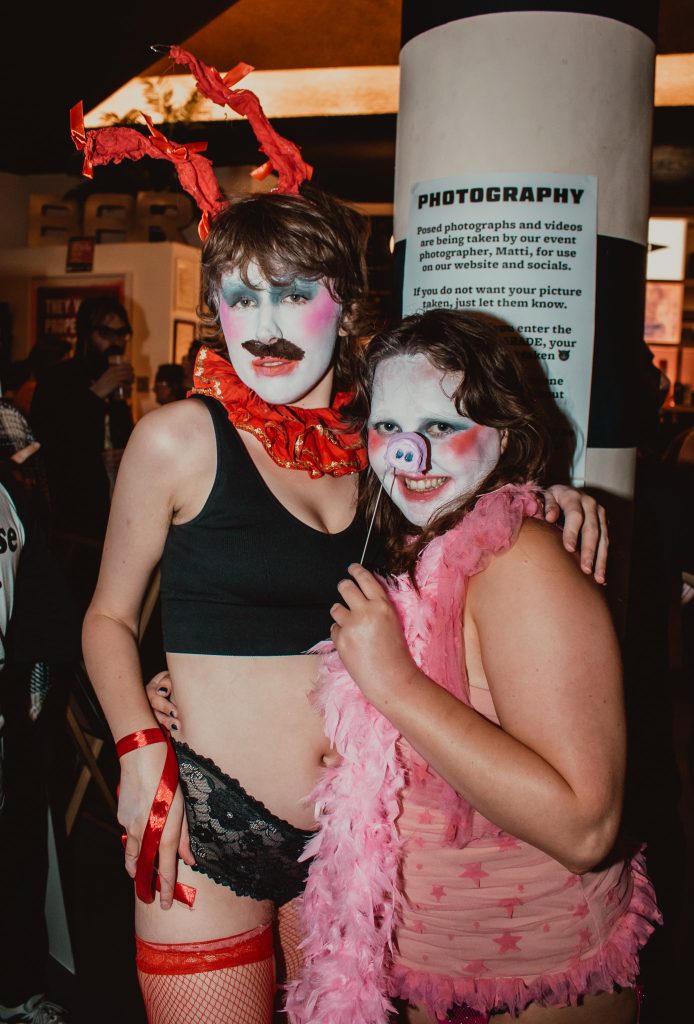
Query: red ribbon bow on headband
69 46 313 239
142 113 209 162
69 101 92 176
69 100 227 239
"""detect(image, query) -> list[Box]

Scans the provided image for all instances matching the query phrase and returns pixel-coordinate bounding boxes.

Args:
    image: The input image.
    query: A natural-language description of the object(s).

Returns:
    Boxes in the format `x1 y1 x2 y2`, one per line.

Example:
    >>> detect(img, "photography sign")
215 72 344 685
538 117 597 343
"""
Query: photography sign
402 173 597 485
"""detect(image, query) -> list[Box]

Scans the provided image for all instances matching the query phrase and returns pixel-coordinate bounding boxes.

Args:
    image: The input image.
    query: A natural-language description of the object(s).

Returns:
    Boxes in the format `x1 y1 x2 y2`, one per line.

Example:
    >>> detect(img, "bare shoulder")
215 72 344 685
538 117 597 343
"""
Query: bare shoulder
124 399 214 469
469 516 605 614
487 516 581 576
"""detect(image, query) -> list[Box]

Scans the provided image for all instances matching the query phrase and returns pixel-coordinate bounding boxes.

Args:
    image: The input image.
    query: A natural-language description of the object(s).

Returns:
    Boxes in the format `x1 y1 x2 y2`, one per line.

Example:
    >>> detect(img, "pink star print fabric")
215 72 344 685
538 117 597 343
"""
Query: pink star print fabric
389 726 658 1018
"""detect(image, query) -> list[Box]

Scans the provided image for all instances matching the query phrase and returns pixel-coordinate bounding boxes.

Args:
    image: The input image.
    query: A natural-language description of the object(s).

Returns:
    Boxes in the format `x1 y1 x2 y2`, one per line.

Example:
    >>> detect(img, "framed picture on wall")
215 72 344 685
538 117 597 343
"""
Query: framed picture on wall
173 319 196 363
644 281 684 344
32 276 127 351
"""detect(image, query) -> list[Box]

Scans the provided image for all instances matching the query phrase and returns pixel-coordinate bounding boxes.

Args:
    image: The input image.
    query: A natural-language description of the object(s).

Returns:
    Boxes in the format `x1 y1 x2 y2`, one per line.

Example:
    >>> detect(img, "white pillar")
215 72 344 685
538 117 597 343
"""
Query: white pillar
394 1 659 612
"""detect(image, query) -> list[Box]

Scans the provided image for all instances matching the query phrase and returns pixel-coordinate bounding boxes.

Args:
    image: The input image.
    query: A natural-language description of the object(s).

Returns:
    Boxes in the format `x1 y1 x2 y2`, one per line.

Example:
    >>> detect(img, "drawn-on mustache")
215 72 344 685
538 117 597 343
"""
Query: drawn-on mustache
242 339 305 361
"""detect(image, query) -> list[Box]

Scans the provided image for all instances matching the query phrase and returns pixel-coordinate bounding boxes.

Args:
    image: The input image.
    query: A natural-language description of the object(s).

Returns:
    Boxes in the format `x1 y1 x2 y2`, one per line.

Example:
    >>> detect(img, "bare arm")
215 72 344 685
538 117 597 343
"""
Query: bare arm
82 409 179 736
330 521 625 874
82 401 210 904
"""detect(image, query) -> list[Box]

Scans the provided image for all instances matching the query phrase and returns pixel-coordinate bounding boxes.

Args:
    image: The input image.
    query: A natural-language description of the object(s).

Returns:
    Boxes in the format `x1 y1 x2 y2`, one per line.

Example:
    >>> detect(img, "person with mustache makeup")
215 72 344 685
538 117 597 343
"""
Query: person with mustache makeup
82 187 610 1024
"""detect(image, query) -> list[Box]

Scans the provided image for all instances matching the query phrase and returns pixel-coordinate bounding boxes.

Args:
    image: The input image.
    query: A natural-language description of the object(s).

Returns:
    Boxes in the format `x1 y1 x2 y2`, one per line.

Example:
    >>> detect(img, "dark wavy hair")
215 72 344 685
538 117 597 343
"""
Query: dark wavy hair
74 295 131 361
350 309 555 577
199 184 373 391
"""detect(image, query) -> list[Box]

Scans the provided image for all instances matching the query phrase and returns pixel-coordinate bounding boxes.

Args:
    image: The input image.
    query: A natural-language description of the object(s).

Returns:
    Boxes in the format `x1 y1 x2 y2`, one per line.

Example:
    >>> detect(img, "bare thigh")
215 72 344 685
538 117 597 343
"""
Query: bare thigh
135 860 273 943
401 988 637 1024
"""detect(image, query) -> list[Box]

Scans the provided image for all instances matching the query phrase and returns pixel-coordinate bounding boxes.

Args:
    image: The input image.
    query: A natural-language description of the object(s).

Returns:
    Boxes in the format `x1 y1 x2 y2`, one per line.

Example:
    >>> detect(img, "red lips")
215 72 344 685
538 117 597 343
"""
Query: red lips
251 357 298 377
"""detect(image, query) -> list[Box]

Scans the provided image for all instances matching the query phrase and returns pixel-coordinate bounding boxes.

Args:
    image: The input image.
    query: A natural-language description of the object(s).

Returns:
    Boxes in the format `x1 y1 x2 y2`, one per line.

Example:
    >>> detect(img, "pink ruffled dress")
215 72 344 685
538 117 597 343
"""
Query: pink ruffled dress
285 484 660 1024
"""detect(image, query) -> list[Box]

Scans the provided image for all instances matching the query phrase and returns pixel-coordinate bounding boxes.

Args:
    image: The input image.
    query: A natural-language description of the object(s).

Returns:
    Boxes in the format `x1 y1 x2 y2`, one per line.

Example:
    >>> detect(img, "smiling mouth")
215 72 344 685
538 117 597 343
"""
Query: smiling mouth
398 475 450 499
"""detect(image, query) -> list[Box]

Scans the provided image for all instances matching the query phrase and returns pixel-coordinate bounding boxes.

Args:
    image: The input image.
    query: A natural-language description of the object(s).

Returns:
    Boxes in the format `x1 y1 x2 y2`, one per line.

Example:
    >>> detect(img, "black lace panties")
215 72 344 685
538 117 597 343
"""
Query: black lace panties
173 741 315 906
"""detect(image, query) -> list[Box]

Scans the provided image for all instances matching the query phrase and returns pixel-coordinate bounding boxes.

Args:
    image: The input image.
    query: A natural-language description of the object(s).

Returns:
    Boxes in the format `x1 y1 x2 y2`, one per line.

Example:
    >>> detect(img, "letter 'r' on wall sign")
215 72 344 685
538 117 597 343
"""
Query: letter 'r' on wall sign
84 194 136 243
132 192 195 243
27 192 196 247
27 195 81 246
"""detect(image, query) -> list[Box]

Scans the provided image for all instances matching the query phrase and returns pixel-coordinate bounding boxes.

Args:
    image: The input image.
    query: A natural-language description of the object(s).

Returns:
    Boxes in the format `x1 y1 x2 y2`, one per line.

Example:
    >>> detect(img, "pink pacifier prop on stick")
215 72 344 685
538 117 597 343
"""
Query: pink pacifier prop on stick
358 432 428 564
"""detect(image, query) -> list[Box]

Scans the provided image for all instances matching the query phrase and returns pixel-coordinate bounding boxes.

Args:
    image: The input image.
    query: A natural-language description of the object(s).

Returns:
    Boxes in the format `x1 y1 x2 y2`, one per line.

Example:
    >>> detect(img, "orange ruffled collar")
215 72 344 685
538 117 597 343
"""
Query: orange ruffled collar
189 346 367 479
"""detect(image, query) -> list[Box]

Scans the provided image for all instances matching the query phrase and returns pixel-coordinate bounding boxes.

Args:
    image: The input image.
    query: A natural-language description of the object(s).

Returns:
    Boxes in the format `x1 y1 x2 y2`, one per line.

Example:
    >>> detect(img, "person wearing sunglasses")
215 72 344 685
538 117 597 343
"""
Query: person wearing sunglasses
30 295 135 613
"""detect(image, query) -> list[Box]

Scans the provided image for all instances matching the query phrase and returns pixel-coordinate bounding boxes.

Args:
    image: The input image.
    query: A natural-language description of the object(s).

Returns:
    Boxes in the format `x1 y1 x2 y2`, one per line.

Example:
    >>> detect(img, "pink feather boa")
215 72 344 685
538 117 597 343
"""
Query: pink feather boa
284 640 405 1023
285 485 541 1023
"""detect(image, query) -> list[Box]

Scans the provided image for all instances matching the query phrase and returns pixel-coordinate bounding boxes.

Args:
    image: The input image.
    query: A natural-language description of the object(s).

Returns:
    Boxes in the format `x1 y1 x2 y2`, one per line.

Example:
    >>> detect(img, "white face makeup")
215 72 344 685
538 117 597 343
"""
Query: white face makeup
218 262 342 406
368 353 503 528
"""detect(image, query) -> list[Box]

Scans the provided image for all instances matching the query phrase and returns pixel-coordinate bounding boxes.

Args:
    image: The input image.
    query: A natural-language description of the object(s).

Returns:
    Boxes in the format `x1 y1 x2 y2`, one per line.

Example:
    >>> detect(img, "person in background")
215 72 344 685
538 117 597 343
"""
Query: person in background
30 295 135 613
0 401 47 524
0 401 81 1024
4 337 71 420
153 364 187 406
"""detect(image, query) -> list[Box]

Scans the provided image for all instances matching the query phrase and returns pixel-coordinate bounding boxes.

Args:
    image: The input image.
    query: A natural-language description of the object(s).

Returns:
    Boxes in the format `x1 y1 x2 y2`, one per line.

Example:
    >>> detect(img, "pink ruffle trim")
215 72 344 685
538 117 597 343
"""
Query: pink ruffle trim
388 852 662 1019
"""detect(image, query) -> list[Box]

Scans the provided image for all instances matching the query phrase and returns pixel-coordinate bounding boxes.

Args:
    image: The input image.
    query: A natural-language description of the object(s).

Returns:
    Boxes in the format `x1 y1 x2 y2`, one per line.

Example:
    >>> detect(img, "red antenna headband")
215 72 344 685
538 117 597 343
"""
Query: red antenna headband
69 46 313 240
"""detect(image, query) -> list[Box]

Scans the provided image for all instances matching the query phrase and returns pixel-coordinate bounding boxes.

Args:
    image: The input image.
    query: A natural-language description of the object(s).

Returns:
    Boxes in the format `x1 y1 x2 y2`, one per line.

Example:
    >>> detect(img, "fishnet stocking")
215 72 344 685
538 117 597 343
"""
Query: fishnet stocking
276 899 305 985
137 926 275 1024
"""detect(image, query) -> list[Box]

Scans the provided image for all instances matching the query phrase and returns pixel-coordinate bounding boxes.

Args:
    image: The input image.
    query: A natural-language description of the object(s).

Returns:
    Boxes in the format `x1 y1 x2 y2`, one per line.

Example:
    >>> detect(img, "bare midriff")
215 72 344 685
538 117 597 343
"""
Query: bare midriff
135 651 328 941
167 650 330 831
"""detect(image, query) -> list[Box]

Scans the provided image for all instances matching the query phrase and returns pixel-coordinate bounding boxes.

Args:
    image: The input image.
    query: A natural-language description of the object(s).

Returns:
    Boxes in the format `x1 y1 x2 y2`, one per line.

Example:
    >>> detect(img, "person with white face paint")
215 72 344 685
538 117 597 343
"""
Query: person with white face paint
287 310 659 1024
82 187 372 1024
217 268 343 407
367 353 505 529
82 188 611 1024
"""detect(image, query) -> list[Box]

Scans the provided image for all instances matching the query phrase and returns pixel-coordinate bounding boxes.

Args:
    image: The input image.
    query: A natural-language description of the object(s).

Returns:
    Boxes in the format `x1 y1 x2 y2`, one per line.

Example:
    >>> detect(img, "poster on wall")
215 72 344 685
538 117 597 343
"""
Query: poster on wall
644 281 684 344
402 172 597 485
33 278 126 351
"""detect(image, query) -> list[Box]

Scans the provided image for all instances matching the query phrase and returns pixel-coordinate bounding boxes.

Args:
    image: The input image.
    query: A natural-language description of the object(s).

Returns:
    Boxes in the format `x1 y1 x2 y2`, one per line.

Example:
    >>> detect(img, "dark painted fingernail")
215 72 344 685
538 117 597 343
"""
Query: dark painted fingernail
171 722 178 731
157 686 168 694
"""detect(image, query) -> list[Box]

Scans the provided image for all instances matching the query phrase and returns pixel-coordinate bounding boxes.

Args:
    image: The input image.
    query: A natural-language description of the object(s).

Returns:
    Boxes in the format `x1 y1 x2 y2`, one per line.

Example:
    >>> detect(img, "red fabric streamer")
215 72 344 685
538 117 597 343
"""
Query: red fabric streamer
155 873 197 909
116 728 167 758
69 100 227 240
70 45 313 238
116 726 196 908
169 45 313 193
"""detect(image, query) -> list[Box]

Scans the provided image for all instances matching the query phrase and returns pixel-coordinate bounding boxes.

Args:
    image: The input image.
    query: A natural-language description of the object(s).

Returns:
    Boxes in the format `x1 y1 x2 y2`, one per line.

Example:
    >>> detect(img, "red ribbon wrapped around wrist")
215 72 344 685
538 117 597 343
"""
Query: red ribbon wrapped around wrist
116 728 196 907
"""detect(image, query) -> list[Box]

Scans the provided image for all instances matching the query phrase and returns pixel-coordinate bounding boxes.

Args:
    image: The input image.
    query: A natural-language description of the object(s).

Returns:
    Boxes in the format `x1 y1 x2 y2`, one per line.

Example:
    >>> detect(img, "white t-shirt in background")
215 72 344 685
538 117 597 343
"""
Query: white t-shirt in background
0 482 25 671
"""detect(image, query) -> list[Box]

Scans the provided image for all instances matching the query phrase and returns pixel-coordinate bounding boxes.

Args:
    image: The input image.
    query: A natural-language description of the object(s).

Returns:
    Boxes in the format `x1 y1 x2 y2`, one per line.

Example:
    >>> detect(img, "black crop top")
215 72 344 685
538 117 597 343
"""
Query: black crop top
159 395 368 656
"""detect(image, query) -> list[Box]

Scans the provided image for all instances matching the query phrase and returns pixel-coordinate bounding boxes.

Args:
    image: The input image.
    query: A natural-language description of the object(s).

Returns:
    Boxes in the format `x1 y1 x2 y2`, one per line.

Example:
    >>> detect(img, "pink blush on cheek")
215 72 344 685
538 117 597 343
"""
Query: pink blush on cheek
443 425 487 460
218 302 241 342
303 290 341 333
442 421 497 462
367 428 386 457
